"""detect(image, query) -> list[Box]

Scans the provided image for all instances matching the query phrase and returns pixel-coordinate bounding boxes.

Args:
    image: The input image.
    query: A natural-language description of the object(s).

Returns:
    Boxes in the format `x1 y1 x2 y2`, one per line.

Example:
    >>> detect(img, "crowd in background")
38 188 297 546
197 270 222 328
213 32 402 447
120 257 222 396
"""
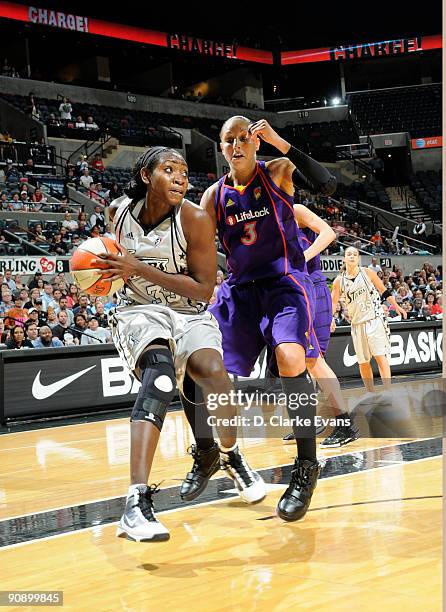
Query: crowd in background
0 270 116 349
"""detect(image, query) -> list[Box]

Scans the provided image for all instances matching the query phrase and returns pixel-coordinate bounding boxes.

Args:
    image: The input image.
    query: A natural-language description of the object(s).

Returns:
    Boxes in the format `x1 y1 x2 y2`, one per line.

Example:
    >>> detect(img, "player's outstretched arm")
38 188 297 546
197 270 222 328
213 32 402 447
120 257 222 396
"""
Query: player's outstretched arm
294 204 336 261
365 268 407 319
249 119 336 195
94 206 216 303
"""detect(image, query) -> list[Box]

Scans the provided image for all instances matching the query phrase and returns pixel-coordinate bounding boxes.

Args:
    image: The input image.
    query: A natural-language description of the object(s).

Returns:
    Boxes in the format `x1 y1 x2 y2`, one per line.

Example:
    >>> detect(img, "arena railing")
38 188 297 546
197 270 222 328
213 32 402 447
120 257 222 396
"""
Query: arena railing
330 195 441 238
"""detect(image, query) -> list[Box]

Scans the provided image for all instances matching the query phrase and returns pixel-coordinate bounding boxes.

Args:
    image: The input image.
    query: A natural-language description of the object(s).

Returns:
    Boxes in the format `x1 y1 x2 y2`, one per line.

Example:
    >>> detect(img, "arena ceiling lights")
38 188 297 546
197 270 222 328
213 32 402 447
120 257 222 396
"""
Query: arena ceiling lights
0 3 441 66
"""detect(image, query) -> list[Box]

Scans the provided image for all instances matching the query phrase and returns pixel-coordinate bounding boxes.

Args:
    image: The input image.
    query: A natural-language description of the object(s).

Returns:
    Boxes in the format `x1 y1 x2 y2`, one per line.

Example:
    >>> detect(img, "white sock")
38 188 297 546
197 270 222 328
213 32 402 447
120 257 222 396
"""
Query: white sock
219 442 238 453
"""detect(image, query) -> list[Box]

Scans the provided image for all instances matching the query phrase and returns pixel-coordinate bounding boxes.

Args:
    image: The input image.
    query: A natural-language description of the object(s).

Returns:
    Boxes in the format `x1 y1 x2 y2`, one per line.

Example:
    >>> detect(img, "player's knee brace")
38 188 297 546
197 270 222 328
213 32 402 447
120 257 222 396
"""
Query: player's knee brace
131 347 176 431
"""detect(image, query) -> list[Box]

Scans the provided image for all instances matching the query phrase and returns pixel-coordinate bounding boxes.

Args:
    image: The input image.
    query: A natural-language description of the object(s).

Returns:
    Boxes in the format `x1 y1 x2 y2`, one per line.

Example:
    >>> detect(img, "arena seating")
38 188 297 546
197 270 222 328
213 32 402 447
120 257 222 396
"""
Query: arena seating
1 91 358 162
408 170 442 222
348 84 441 138
335 178 391 209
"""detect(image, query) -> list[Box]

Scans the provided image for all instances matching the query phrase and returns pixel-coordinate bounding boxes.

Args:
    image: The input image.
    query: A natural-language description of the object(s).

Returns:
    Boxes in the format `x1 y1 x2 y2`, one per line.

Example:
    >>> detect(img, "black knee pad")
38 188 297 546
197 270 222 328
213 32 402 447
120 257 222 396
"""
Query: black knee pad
131 347 176 431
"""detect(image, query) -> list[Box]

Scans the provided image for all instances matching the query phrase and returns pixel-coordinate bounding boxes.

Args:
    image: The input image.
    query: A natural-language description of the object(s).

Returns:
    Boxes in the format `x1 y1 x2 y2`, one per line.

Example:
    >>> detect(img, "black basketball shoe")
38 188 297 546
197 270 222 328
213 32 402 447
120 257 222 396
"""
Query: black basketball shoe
277 458 321 522
180 443 221 501
282 423 326 444
320 413 359 448
220 446 266 503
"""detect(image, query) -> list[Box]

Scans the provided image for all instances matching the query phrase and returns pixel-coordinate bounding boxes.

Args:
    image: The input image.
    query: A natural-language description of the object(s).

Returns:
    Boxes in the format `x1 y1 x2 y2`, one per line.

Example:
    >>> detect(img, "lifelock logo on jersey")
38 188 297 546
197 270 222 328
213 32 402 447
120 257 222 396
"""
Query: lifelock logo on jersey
226 207 270 226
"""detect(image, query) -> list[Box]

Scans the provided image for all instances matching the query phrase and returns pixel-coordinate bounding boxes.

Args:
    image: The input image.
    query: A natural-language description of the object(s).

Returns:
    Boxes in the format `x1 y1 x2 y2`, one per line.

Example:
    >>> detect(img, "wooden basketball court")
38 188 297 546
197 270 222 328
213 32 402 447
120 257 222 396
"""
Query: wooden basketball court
0 378 442 610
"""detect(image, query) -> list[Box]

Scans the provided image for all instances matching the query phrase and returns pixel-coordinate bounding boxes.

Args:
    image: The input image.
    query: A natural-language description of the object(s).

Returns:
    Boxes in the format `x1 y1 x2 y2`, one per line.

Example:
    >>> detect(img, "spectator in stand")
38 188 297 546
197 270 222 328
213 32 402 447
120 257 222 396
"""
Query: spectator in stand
14 274 27 291
89 204 105 230
72 312 88 342
73 294 93 317
4 292 29 328
75 116 86 129
69 234 82 253
40 282 53 311
78 211 88 225
0 289 13 316
67 284 79 309
23 287 42 310
104 293 118 312
413 218 427 240
90 225 101 238
24 158 35 175
85 116 99 130
412 297 424 317
28 272 43 291
33 325 64 348
54 295 74 326
59 97 73 121
425 291 437 310
20 191 29 210
4 269 17 292
32 188 47 205
105 182 121 202
25 93 40 121
46 287 62 312
80 316 112 344
48 113 60 128
25 321 39 345
5 325 34 350
76 155 89 175
103 223 116 239
94 182 107 201
51 310 71 341
432 295 443 315
50 233 69 255
92 299 109 328
9 192 22 211
36 278 45 295
29 300 47 326
77 220 89 237
31 223 47 245
0 318 8 345
66 168 78 188
47 308 58 329
79 168 94 190
92 154 105 173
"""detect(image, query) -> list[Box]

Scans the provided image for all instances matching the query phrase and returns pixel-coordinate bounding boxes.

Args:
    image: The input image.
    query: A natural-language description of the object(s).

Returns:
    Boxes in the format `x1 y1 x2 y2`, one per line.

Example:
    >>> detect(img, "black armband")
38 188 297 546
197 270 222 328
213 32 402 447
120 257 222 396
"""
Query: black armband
381 289 392 302
285 145 337 195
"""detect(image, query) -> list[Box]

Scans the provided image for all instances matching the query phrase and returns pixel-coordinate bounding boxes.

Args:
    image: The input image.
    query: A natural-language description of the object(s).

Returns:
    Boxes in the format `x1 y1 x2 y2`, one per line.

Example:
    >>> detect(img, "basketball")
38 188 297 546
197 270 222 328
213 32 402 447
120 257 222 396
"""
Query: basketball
70 236 124 297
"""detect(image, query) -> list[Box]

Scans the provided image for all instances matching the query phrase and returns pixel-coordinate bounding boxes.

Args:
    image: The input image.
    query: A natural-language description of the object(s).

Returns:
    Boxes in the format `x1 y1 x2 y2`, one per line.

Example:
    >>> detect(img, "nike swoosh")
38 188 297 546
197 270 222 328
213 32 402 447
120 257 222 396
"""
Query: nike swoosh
32 365 96 400
343 345 358 367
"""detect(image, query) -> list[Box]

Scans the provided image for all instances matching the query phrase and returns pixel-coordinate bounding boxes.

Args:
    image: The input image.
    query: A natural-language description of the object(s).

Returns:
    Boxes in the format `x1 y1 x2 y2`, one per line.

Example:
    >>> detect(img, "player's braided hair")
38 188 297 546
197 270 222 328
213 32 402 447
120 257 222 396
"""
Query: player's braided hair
124 146 185 203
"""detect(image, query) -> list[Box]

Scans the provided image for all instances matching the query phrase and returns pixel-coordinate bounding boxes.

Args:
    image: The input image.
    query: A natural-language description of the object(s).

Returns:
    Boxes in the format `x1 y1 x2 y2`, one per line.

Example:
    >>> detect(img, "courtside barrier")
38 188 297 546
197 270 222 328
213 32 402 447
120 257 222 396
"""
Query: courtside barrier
0 320 442 423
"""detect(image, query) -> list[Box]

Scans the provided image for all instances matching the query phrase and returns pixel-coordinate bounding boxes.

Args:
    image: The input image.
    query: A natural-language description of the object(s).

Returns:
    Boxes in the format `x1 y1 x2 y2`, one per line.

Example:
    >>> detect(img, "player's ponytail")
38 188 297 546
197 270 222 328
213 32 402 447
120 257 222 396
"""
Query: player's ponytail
124 146 178 203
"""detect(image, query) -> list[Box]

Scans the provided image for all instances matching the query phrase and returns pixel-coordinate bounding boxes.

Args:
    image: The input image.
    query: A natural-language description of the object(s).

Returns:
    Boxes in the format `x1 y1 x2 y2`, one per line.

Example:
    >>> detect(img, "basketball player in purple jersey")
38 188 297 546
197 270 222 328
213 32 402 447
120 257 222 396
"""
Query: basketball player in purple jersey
181 116 337 522
282 208 359 447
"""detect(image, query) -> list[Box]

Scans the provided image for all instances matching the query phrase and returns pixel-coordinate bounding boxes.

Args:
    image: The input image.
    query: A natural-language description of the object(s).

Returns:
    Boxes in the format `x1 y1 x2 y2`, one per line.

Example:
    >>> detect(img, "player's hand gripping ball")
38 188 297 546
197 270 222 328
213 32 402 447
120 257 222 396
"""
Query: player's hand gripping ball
70 236 125 297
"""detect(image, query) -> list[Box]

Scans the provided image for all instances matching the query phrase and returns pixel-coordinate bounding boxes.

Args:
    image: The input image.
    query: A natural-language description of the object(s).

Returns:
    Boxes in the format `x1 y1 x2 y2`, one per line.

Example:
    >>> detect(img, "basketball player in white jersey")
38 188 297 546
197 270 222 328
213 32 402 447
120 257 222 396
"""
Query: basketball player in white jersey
331 247 407 393
96 147 265 542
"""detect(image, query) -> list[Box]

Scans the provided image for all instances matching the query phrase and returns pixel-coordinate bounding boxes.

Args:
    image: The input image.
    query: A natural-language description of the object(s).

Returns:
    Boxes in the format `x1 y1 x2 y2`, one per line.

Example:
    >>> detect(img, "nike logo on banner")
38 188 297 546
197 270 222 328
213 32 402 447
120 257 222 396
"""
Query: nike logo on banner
32 366 96 400
343 345 358 367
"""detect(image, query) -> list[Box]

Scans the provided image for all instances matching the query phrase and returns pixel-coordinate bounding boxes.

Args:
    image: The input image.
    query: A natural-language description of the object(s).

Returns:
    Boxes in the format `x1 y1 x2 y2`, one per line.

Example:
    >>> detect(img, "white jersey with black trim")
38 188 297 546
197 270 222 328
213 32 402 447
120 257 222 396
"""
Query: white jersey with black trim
112 195 207 315
340 266 384 325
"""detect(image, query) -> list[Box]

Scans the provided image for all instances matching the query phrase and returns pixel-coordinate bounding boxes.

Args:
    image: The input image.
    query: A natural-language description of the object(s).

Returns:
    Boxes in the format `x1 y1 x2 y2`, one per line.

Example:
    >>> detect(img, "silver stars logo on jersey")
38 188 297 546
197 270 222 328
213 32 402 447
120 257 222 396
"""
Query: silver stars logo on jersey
113 196 207 315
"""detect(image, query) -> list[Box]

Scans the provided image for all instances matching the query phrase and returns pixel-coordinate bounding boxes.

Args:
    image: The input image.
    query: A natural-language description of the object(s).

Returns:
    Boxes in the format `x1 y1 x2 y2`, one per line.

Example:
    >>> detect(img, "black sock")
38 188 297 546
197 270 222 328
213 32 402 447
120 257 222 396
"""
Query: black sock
281 372 317 461
181 373 216 452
